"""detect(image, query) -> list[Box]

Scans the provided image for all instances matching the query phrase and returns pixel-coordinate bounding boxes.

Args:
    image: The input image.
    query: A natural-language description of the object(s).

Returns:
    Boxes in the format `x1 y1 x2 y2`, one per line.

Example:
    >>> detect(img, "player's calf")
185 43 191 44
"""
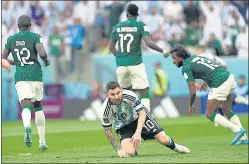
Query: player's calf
33 101 47 149
154 131 190 153
20 99 33 147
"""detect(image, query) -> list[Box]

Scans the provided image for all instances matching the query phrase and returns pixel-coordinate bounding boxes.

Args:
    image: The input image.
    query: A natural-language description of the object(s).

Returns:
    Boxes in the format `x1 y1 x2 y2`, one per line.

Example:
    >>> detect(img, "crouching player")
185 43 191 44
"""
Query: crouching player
170 45 248 145
101 81 190 157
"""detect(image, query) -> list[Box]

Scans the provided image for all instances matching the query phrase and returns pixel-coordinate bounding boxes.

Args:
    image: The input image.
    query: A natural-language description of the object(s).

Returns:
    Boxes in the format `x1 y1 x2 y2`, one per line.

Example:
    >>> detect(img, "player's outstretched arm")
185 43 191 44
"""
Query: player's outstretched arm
2 49 14 65
104 127 121 151
36 43 50 67
109 40 117 56
104 127 130 157
142 35 169 57
131 109 146 148
188 81 196 116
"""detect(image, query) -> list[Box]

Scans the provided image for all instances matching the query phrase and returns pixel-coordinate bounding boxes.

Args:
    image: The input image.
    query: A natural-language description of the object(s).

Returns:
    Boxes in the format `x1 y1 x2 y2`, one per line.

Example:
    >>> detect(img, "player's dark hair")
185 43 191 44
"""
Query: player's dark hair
170 45 191 59
127 3 139 17
238 74 246 79
18 15 31 29
106 81 120 91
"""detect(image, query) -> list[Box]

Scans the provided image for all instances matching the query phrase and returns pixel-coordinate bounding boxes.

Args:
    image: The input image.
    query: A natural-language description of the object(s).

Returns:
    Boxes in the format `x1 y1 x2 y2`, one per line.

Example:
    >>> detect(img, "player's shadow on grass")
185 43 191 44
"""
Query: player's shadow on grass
134 153 185 158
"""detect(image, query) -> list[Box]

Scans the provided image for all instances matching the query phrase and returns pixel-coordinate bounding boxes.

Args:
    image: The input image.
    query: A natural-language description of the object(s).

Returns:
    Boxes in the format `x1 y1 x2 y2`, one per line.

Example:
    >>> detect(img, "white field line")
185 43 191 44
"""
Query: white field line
2 119 209 137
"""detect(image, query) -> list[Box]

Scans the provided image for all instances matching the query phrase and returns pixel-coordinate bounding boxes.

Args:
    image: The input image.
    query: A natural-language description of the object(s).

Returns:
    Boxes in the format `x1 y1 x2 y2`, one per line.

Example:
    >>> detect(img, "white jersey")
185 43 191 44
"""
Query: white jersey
199 52 227 67
101 90 144 130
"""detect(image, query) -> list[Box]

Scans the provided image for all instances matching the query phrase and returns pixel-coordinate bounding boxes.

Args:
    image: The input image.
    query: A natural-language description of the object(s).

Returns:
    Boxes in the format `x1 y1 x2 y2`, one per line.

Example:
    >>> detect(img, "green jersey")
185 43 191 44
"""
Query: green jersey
110 19 150 66
182 55 230 88
4 29 43 83
49 34 64 56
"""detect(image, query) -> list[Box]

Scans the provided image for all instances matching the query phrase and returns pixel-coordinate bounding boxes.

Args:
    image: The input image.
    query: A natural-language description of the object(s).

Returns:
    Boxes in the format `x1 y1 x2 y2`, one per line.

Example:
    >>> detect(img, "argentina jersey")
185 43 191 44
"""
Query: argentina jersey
101 90 144 130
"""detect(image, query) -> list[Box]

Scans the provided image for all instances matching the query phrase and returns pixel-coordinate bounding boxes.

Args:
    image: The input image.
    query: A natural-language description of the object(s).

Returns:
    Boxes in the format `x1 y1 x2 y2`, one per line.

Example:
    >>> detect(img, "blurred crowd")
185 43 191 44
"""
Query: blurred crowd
2 1 248 82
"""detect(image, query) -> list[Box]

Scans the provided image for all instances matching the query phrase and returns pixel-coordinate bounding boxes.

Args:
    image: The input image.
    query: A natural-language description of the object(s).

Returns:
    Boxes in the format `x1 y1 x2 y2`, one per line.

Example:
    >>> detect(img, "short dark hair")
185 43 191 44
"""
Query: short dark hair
18 15 31 29
239 74 246 79
127 3 139 16
170 45 191 59
106 81 120 91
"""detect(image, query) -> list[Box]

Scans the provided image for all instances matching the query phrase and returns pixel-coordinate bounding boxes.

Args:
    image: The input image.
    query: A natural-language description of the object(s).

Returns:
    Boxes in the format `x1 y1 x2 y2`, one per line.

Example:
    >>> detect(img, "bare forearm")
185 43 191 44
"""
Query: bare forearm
104 127 120 152
147 42 163 53
35 43 48 62
109 46 117 56
136 110 146 134
189 94 196 107
2 49 10 59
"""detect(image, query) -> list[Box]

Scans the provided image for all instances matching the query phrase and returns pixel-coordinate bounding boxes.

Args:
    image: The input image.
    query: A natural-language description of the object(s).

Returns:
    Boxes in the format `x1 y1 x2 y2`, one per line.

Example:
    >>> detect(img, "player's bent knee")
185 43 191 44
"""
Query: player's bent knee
121 139 136 156
20 99 33 107
126 149 136 157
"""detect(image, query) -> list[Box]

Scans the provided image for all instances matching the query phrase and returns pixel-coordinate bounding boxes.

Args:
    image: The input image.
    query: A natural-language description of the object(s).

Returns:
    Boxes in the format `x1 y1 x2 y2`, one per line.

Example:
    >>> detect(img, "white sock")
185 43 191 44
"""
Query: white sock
35 111 46 144
230 115 248 140
214 114 240 132
141 98 151 112
21 108 31 128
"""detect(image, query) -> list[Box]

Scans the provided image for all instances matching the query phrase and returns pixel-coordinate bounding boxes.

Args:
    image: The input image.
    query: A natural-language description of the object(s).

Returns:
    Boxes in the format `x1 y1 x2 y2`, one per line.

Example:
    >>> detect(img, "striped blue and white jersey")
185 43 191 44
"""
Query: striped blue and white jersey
101 90 145 130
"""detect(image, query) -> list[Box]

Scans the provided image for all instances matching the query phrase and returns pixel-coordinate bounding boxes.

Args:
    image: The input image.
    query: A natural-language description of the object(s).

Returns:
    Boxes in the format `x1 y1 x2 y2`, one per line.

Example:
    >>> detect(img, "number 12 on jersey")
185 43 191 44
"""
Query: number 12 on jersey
14 48 34 66
118 33 134 53
194 57 219 70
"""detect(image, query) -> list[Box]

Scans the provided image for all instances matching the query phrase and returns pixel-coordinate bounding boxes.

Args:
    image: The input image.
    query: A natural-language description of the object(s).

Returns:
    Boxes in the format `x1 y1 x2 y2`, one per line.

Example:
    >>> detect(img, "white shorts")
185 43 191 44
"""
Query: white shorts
15 81 43 102
208 74 236 101
116 63 149 89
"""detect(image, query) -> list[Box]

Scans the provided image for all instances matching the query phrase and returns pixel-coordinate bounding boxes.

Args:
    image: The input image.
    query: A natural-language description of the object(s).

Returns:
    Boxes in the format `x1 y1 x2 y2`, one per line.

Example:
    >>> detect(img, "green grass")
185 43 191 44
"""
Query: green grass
2 115 248 163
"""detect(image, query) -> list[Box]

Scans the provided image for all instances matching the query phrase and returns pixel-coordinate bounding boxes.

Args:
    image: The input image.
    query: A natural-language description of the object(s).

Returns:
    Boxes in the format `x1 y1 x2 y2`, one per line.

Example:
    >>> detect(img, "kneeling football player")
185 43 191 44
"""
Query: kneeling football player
101 81 190 157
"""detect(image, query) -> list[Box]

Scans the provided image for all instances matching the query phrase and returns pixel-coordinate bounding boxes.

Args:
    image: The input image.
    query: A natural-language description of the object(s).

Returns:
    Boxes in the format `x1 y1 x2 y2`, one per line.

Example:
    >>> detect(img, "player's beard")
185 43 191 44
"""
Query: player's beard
115 99 122 104
177 62 183 67
111 98 122 105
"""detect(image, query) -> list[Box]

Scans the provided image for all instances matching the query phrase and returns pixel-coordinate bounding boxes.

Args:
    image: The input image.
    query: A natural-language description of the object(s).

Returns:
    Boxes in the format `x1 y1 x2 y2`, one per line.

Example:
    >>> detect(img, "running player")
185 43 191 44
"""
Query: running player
2 15 50 150
194 45 225 124
109 3 169 113
101 81 190 157
169 45 248 145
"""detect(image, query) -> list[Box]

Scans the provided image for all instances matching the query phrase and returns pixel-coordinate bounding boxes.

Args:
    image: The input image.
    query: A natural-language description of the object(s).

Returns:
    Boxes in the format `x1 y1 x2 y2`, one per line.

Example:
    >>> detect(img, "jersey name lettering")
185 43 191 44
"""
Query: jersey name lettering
16 41 25 46
117 27 137 33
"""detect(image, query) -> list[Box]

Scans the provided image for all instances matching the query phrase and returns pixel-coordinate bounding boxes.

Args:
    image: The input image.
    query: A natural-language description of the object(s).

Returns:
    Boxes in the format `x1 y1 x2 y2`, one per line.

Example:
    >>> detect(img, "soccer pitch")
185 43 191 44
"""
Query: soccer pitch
2 115 248 163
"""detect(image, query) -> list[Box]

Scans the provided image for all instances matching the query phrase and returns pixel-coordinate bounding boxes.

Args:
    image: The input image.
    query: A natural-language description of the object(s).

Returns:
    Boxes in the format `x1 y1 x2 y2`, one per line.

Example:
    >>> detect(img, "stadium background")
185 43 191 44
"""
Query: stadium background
1 1 248 163
1 1 248 120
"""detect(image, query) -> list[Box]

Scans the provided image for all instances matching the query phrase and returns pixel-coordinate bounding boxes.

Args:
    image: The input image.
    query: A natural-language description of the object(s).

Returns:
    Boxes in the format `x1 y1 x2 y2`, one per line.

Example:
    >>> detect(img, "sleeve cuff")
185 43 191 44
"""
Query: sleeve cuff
135 107 144 112
102 124 112 128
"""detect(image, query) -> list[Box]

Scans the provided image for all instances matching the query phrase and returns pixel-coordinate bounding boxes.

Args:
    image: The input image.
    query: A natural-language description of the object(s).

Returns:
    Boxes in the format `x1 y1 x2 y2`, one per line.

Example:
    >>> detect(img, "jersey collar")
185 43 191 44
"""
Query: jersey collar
127 18 137 22
19 28 29 31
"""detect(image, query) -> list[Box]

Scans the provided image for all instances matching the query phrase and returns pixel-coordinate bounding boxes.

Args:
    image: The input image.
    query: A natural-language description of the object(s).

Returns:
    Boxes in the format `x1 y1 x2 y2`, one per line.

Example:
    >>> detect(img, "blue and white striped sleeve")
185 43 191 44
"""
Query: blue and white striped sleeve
123 91 144 112
101 99 113 127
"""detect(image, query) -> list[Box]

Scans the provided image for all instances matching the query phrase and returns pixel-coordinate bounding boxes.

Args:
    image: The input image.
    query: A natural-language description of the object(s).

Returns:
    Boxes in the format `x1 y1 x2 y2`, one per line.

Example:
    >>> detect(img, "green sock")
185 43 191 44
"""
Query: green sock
207 112 217 122
141 93 150 99
209 112 240 132
226 111 235 120
22 105 32 111
34 106 43 112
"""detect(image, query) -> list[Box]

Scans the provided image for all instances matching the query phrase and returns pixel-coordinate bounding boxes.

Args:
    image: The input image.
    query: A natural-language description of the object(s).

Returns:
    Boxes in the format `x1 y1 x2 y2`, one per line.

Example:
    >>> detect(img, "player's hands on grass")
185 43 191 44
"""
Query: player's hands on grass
117 149 130 158
130 132 142 149
44 60 50 67
163 49 169 58
188 105 195 117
